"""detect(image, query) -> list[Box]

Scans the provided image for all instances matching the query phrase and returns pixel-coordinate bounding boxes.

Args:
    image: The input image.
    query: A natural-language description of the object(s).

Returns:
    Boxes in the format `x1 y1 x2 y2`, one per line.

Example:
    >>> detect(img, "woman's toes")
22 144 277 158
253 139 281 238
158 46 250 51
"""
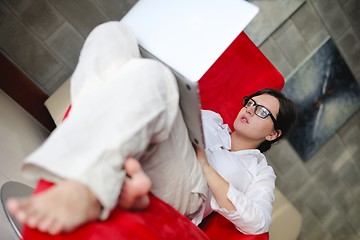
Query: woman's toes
27 215 41 228
48 220 63 235
37 216 54 232
124 157 141 175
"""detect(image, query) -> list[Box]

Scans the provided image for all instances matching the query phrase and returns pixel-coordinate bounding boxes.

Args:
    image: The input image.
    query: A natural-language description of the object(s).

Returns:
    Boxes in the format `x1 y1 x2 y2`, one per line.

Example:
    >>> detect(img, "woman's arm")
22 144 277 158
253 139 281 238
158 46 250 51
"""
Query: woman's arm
196 148 235 211
196 148 275 234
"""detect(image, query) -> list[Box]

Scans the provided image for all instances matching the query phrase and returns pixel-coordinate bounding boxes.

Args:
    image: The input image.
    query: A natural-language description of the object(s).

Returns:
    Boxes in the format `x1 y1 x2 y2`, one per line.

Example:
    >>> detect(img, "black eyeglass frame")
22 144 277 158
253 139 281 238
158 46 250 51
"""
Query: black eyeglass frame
242 96 279 130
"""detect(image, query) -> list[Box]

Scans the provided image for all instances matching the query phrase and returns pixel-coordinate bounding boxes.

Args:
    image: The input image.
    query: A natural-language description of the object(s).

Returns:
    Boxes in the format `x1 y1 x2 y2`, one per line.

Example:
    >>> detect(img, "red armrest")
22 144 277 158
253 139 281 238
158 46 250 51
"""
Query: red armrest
199 213 269 240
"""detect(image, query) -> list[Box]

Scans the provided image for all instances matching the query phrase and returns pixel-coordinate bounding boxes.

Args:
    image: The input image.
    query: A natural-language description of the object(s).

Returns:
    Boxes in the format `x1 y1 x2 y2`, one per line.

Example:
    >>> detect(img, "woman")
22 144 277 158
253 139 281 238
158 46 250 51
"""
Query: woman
6 21 296 235
121 88 296 235
192 89 296 234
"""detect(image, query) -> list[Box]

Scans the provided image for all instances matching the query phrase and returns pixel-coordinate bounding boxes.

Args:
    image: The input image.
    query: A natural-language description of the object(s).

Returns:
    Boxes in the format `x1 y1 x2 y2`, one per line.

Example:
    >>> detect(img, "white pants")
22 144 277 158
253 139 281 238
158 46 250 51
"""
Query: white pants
22 21 207 220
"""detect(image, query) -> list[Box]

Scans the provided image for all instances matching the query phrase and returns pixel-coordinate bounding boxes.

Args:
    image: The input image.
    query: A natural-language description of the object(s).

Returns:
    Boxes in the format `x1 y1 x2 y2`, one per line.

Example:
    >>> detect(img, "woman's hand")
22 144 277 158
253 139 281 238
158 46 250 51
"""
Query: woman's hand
195 147 236 211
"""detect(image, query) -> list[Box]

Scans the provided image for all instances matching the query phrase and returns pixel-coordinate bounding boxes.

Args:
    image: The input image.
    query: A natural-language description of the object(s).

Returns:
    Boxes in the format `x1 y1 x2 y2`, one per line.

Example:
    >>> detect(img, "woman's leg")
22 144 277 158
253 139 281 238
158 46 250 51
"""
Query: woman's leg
21 57 180 211
140 109 207 219
70 21 140 106
7 22 182 234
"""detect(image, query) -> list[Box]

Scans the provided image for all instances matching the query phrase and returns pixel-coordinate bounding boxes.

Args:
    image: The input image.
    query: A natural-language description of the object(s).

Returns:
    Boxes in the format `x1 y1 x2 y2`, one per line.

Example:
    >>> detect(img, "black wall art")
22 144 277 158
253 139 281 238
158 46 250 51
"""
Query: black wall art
283 38 360 161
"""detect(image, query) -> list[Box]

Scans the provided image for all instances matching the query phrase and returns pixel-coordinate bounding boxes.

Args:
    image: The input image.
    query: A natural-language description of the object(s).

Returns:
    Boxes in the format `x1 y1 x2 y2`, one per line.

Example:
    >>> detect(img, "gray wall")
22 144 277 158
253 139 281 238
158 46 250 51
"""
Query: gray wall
261 1 360 240
0 0 359 239
0 0 138 94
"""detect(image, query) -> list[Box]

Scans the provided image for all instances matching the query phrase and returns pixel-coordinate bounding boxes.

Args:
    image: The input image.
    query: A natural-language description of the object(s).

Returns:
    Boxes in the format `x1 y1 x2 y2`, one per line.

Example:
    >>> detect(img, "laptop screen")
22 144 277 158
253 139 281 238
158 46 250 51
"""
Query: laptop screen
121 0 259 82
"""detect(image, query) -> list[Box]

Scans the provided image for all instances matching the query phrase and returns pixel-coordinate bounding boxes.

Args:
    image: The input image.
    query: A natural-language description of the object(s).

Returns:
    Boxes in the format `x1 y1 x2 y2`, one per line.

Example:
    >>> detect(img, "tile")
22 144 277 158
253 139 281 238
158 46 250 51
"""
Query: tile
259 37 294 78
296 234 310 240
48 0 108 38
305 147 328 173
342 0 360 36
338 116 360 160
45 22 84 70
350 179 360 201
265 140 302 175
3 0 65 40
305 189 338 224
349 234 360 240
346 203 360 236
291 2 329 49
321 134 347 165
332 150 354 176
300 208 333 240
323 211 357 240
244 0 306 46
44 65 72 95
93 0 137 21
312 0 350 39
313 161 342 193
337 158 360 188
272 20 310 67
283 161 311 198
336 27 360 75
289 179 318 212
0 1 65 88
330 183 359 215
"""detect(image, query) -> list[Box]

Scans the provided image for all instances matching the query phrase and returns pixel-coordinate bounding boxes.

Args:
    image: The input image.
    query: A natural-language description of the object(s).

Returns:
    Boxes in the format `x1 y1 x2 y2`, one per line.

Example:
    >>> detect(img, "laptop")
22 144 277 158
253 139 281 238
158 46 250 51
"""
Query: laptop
121 0 258 149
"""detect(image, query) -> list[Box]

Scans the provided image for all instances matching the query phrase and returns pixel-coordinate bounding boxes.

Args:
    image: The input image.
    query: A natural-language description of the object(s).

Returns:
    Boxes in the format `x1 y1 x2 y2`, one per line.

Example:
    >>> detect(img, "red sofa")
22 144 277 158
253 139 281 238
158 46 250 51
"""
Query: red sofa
22 31 283 240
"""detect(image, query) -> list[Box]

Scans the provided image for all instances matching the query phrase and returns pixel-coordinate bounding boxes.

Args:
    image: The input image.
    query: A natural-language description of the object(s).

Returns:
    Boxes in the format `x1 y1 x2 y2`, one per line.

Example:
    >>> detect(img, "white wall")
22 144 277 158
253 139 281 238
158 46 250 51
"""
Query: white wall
0 89 50 239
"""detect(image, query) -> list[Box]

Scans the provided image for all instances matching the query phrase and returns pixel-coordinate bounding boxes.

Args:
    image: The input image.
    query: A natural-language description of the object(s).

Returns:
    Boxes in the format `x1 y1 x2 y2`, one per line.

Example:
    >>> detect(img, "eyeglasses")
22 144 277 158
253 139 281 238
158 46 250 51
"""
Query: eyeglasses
242 96 279 129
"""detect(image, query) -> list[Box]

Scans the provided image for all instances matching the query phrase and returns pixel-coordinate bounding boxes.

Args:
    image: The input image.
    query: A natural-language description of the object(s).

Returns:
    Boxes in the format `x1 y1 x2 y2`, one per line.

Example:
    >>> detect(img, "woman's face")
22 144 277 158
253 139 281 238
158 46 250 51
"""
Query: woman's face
233 94 280 142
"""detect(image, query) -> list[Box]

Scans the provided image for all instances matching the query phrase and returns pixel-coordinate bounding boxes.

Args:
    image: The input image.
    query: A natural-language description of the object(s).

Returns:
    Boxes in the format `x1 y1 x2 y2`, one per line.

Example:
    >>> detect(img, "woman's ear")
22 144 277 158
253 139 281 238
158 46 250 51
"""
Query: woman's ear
265 129 282 141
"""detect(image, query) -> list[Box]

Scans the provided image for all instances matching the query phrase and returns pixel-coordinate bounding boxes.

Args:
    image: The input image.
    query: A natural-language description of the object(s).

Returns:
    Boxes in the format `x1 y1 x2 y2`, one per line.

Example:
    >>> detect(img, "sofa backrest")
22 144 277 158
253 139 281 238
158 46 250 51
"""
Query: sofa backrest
198 32 284 131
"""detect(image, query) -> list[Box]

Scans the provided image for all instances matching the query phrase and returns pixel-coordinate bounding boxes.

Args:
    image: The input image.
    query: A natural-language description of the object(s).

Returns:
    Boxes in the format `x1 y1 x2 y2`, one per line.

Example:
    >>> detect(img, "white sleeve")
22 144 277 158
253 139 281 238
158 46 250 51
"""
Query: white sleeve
210 166 276 235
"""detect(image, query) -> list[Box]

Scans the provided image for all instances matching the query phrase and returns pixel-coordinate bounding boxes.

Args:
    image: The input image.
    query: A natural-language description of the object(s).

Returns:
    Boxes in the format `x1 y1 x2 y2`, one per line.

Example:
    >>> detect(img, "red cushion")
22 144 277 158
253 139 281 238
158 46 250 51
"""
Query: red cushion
22 180 208 240
22 31 282 240
199 213 269 240
199 31 284 131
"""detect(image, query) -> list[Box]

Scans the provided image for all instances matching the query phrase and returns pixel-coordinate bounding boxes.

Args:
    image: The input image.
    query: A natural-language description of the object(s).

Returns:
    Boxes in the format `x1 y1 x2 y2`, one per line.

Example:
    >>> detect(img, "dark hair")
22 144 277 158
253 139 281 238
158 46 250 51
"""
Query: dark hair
248 88 297 152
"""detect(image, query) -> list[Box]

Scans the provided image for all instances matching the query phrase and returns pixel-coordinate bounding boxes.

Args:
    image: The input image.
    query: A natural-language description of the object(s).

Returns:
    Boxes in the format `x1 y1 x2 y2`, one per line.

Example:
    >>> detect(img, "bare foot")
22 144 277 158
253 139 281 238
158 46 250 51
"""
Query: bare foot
118 157 152 210
6 179 101 235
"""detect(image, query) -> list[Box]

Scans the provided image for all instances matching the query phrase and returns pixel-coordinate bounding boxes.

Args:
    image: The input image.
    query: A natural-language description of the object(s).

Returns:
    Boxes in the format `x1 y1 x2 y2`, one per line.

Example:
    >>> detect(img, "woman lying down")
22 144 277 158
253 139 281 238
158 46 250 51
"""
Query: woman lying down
6 21 297 235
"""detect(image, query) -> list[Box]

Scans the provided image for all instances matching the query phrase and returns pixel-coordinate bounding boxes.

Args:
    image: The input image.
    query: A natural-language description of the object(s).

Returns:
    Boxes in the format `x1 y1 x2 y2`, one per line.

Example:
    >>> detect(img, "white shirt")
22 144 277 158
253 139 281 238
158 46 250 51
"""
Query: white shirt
193 110 276 235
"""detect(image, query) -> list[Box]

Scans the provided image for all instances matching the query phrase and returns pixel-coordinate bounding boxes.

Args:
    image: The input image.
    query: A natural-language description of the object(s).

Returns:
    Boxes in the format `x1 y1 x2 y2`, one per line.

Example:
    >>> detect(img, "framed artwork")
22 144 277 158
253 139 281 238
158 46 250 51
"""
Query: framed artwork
244 0 305 46
282 38 360 161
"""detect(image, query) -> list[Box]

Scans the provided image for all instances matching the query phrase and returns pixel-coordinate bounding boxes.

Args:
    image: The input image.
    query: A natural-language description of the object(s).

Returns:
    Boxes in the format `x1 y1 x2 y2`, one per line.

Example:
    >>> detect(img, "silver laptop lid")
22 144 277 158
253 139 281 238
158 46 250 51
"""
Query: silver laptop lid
122 0 258 149
122 0 258 82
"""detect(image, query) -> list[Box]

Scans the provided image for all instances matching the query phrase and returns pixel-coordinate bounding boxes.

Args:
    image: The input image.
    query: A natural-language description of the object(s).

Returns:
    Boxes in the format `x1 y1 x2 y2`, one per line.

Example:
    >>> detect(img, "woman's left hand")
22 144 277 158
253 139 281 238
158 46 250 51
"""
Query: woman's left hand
195 147 235 211
195 147 210 168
